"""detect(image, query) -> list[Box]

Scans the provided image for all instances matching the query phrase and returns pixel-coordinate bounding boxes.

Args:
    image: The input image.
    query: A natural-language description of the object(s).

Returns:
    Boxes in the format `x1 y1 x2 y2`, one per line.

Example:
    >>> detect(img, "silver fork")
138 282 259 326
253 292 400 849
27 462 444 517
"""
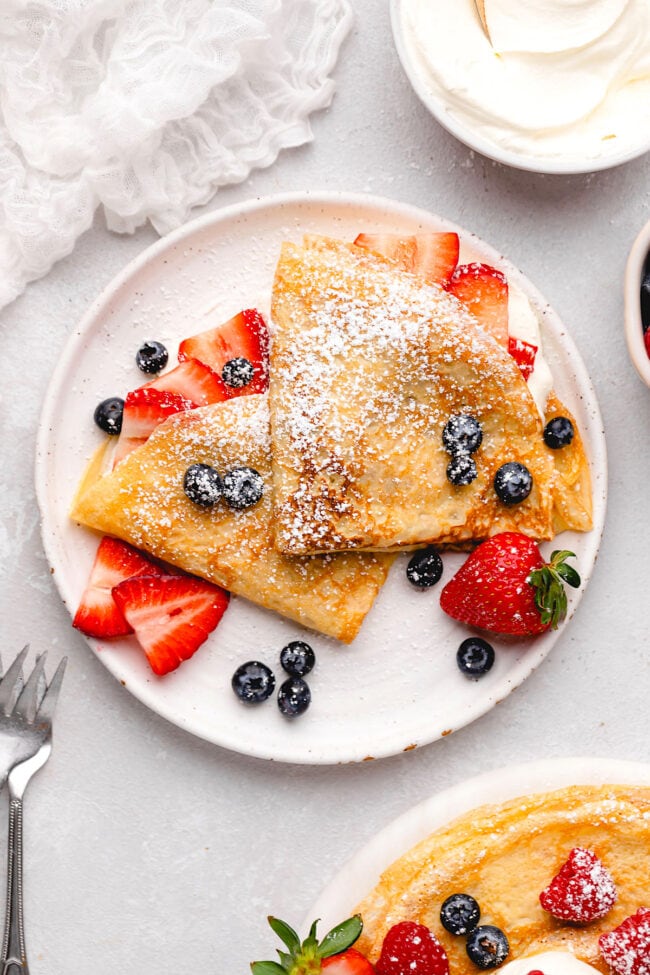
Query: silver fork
0 647 66 975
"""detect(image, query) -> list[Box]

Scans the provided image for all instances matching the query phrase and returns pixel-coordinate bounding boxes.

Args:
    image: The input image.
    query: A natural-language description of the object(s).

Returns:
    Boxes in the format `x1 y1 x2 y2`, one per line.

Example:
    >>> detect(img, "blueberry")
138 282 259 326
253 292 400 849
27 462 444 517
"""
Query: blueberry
442 415 483 455
222 466 264 510
494 461 532 505
466 926 509 969
232 661 275 704
406 548 443 588
543 416 574 450
222 357 254 389
278 677 311 717
94 397 124 435
447 453 478 486
641 267 650 332
183 464 223 507
135 340 168 374
280 641 316 677
440 893 481 935
457 638 495 679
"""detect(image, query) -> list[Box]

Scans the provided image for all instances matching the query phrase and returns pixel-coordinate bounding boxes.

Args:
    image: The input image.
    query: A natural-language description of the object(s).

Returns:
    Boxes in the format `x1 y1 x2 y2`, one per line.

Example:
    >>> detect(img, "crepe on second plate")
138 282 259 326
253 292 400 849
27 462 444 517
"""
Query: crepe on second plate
70 394 392 644
269 235 589 556
354 784 650 972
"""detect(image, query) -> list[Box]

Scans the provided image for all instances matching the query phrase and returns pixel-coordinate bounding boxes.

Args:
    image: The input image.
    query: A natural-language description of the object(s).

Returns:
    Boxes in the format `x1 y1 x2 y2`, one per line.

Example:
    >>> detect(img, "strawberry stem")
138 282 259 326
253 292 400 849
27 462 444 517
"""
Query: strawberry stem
528 550 580 629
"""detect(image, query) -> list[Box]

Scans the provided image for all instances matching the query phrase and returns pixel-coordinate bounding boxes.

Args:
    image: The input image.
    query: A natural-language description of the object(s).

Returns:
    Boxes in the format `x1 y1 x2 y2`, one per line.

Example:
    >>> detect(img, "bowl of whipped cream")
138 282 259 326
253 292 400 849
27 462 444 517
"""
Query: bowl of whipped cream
392 0 650 174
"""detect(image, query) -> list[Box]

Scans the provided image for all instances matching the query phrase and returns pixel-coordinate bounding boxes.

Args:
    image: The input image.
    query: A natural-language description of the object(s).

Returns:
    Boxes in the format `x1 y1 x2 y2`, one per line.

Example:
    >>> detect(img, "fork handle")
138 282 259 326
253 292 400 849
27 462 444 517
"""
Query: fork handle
1 798 28 975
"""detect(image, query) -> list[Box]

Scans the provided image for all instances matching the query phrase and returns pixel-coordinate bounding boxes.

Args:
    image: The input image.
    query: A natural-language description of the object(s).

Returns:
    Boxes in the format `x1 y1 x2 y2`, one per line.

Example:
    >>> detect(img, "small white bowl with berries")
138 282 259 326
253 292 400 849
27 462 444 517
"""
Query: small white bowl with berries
624 218 650 388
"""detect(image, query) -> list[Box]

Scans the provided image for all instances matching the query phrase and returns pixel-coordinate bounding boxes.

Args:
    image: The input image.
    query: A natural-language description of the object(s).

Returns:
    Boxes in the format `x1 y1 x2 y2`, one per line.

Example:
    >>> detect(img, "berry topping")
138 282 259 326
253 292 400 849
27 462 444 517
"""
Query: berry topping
222 466 264 510
251 915 370 975
447 453 478 486
508 336 537 380
353 231 460 288
543 416 574 450
456 637 495 679
440 533 580 636
376 921 449 975
448 262 509 348
145 357 229 406
231 661 275 704
440 892 481 935
135 340 168 374
641 264 650 332
599 907 650 975
442 415 483 455
178 308 270 396
94 396 124 435
112 574 229 676
277 677 311 717
465 925 509 969
183 464 223 508
406 548 443 589
72 537 164 638
539 847 617 923
280 641 316 677
222 356 254 388
494 461 533 505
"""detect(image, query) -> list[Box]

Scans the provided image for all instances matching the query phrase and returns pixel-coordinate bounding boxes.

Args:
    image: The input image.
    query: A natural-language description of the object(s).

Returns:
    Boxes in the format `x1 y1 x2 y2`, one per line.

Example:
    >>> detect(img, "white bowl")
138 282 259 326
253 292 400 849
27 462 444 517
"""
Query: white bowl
390 0 650 175
624 218 650 387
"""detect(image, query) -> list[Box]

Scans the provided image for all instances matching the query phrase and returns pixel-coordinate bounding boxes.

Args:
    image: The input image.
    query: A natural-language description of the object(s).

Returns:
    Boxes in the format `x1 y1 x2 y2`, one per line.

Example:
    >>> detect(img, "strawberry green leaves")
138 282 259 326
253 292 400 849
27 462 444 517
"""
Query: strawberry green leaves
529 549 580 629
251 915 364 975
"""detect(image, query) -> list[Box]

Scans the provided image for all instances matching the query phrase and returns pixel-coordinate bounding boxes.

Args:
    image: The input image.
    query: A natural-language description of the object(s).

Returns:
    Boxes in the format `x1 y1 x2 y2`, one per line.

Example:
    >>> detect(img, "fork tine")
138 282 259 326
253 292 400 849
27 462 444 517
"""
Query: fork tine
0 645 29 715
36 656 67 725
13 653 48 722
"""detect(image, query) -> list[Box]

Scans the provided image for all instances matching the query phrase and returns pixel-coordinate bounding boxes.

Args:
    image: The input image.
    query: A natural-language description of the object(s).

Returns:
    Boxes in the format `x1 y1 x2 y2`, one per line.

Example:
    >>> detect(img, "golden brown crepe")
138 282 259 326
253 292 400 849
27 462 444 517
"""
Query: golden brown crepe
355 784 650 973
70 394 392 643
269 235 588 556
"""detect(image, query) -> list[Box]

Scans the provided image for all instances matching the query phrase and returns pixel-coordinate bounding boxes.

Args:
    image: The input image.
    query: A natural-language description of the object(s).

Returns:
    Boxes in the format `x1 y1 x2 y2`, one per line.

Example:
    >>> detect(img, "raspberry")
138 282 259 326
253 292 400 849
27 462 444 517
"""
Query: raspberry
539 847 617 923
599 908 650 975
376 921 449 975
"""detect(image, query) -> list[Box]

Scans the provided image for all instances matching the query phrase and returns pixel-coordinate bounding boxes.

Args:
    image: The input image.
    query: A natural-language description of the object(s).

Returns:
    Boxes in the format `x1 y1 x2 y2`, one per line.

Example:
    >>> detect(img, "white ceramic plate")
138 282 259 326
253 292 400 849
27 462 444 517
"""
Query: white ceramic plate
308 756 650 930
36 191 607 765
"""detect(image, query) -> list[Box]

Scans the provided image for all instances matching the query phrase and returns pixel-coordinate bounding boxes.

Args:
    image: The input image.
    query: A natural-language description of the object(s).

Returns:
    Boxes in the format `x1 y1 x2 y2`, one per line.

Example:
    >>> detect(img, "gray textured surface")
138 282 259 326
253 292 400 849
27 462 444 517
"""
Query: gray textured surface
1 4 650 973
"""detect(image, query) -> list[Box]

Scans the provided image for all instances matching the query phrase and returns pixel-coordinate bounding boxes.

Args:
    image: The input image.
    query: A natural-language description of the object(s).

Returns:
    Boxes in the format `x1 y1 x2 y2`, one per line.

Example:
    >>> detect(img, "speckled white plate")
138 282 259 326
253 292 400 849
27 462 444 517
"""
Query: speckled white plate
35 191 607 765
307 757 650 931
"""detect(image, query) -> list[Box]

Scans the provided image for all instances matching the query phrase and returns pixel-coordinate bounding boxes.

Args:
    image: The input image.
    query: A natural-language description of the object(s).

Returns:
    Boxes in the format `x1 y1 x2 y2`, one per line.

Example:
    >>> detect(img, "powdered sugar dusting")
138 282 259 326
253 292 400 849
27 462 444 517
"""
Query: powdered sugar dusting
270 237 552 555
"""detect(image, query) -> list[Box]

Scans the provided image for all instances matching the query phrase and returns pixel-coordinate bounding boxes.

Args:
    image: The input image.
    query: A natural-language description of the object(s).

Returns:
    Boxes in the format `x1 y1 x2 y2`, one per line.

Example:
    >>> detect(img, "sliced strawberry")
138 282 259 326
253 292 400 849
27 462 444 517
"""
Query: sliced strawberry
508 335 538 380
539 847 617 923
113 386 193 465
112 574 230 676
322 948 375 974
448 262 509 348
73 537 163 639
644 328 650 360
440 532 581 637
353 232 459 287
178 308 270 395
599 907 650 975
145 357 229 406
376 922 449 975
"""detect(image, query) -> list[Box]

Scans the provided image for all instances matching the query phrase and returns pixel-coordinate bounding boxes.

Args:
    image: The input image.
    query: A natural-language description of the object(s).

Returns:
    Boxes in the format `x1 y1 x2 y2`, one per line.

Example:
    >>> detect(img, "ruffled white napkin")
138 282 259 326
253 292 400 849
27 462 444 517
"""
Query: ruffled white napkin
0 0 352 309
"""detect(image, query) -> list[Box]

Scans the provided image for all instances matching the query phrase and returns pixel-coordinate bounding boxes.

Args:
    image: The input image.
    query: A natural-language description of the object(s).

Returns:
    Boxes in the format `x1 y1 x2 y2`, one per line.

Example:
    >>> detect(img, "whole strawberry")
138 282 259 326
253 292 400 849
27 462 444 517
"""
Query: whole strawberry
599 907 650 975
251 914 374 975
376 921 449 975
439 532 580 636
539 847 617 923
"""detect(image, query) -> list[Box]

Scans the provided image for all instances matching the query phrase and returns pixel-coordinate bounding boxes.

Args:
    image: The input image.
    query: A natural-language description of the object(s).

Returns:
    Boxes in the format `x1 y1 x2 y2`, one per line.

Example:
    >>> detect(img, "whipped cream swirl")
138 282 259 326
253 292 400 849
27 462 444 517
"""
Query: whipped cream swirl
498 950 601 975
401 0 650 162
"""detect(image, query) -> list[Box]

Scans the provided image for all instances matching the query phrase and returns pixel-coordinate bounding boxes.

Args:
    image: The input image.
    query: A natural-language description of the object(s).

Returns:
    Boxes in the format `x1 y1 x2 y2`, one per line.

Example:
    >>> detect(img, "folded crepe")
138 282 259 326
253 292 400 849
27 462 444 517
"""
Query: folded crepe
354 784 650 971
70 394 392 644
269 235 591 556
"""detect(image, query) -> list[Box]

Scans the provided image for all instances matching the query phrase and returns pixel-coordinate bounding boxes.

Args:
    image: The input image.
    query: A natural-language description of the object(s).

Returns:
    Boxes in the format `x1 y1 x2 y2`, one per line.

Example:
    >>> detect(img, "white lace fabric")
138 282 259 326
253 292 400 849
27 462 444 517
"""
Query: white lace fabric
0 0 353 309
